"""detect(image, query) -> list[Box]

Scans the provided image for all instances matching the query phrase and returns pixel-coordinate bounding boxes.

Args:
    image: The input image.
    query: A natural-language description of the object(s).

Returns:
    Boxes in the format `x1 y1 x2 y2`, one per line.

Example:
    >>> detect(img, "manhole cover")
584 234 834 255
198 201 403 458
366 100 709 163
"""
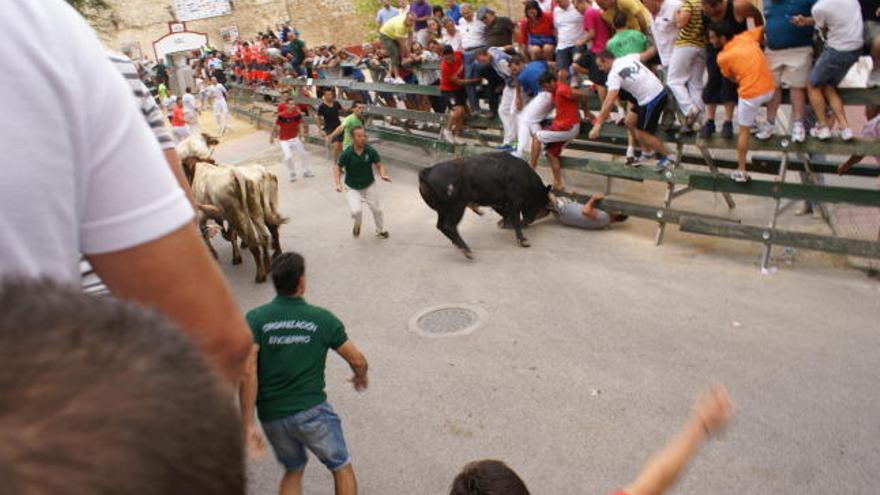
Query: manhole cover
408 304 486 338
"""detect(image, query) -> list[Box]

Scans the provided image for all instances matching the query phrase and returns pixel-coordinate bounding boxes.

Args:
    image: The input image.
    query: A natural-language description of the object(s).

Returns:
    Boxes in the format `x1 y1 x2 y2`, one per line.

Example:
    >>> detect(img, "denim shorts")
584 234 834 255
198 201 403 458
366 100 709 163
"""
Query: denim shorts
528 34 556 46
261 401 350 472
809 46 861 87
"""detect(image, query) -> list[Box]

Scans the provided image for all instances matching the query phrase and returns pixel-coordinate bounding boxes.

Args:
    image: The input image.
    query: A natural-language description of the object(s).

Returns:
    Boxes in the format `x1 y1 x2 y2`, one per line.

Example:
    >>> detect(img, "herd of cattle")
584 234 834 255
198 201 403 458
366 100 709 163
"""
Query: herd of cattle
181 134 561 279
177 133 287 283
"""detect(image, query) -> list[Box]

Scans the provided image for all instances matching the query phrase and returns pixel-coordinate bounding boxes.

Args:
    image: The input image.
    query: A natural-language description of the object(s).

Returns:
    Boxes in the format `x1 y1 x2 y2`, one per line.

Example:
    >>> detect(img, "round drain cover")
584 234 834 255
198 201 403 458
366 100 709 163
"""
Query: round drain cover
408 304 486 338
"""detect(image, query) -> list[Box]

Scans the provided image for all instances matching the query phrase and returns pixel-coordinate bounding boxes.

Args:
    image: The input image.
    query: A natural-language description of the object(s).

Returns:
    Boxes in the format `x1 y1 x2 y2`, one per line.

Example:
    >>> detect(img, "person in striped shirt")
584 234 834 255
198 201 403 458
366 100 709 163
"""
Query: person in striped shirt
667 0 707 132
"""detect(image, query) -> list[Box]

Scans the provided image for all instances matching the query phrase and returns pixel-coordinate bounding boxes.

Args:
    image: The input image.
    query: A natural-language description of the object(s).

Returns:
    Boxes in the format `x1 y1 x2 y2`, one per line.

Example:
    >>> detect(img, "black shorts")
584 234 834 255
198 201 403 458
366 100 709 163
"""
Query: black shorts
635 92 667 134
326 132 343 143
443 89 468 108
703 46 738 104
619 89 638 105
575 51 607 87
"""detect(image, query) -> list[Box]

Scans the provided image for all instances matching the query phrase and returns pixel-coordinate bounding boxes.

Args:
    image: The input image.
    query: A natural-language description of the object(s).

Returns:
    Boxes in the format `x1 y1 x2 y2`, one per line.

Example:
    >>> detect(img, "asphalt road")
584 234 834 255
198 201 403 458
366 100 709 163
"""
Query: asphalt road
213 133 880 495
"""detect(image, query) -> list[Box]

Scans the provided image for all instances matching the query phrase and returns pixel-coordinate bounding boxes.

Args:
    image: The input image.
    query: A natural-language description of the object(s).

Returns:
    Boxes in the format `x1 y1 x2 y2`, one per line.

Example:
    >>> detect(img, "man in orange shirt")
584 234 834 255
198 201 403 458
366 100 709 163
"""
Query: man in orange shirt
710 23 776 182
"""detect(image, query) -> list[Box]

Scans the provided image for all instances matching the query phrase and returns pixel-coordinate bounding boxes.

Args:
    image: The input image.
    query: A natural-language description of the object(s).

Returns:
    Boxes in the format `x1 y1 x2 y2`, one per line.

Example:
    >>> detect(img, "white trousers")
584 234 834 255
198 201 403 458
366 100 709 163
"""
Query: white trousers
515 91 553 158
279 137 311 176
172 125 191 143
667 45 706 115
213 99 230 134
345 182 384 232
499 85 518 146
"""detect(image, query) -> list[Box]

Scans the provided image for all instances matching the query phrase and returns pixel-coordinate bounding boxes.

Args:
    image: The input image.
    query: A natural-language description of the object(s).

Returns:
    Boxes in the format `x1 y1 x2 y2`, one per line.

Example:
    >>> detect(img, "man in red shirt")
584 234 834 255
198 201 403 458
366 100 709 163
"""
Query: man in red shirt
530 70 585 191
440 45 481 143
170 98 190 143
271 95 313 182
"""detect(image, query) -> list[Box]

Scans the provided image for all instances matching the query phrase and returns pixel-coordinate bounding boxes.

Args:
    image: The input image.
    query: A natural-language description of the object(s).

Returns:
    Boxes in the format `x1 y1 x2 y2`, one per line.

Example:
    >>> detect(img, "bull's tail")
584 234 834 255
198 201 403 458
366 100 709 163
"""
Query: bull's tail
231 171 262 248
262 173 289 226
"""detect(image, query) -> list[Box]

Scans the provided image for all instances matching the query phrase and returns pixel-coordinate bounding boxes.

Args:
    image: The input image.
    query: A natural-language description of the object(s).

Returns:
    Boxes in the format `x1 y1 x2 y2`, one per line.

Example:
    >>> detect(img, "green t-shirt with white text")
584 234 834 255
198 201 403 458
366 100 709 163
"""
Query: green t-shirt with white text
607 30 649 58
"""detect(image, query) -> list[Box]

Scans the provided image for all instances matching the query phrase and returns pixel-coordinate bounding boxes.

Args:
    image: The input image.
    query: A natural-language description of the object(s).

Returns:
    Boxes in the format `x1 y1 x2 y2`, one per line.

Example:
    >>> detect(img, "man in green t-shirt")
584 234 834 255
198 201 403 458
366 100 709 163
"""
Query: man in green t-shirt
240 252 369 495
335 126 392 239
327 101 366 149
284 31 306 76
606 12 655 60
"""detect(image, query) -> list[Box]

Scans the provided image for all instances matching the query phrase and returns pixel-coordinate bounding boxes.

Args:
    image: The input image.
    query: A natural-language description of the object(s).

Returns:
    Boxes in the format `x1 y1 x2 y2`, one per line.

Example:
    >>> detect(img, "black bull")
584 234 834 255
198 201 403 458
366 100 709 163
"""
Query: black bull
419 152 552 258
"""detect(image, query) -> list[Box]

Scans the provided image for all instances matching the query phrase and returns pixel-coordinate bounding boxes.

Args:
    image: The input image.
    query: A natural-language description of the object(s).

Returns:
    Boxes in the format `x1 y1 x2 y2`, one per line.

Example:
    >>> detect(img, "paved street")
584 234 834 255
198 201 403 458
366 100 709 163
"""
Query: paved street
213 129 880 495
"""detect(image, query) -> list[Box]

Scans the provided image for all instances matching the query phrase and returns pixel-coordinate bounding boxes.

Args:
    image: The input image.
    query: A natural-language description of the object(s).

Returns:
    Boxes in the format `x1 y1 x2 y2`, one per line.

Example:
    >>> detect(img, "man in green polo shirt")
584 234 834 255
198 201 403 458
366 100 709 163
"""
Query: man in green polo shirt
240 252 368 495
327 101 366 150
334 126 391 238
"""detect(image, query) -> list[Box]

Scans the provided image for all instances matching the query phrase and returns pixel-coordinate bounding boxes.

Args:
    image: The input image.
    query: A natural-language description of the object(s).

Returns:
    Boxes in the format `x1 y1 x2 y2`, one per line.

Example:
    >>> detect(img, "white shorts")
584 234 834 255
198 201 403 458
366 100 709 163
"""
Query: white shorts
765 46 812 88
536 123 580 144
736 90 775 127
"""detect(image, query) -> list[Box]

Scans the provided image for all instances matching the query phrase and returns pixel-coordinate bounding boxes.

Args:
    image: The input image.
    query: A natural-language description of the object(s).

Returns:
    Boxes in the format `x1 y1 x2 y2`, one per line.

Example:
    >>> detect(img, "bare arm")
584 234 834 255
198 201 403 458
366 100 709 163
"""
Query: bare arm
622 386 734 495
335 164 345 192
87 223 252 385
581 193 603 220
335 340 369 391
589 88 620 139
735 0 764 27
238 344 266 456
375 161 392 181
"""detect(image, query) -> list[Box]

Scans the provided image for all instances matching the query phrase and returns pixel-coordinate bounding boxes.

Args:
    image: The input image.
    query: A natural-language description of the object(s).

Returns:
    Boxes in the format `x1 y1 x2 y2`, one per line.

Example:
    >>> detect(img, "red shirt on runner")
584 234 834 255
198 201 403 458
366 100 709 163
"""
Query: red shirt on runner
276 103 303 141
440 51 464 92
171 105 186 127
552 83 579 129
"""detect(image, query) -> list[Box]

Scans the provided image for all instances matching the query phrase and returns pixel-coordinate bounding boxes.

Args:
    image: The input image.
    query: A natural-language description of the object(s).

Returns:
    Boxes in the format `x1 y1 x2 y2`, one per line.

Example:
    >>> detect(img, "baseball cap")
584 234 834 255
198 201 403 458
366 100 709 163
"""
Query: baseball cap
477 6 493 20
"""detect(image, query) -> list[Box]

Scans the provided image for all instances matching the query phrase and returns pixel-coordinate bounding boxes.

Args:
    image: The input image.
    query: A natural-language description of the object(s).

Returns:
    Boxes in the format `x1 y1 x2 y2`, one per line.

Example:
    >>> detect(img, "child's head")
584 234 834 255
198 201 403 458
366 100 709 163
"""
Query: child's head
707 21 736 50
450 460 530 495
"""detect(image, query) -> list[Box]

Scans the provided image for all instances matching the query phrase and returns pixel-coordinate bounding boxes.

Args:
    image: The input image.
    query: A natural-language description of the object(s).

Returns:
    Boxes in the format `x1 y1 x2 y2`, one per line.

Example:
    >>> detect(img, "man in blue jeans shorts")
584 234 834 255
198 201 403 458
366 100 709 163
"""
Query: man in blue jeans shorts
240 252 369 495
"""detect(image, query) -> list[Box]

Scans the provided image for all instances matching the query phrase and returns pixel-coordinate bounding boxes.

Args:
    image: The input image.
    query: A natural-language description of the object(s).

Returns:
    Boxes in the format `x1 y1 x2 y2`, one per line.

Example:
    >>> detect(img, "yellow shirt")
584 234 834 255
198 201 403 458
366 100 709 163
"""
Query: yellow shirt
601 0 652 32
379 14 410 40
674 0 706 47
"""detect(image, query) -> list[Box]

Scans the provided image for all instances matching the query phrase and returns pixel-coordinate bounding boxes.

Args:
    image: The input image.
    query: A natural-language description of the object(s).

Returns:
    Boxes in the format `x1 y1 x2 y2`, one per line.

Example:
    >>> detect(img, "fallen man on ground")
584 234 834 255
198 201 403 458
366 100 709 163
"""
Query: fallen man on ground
549 193 628 230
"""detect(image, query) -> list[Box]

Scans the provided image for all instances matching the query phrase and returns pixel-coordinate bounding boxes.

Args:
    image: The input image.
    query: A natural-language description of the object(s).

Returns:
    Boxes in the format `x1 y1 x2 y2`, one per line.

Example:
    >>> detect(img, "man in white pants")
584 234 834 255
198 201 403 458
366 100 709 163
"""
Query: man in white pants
475 48 525 151
334 127 391 239
206 77 231 135
515 90 553 159
182 86 200 132
271 95 313 182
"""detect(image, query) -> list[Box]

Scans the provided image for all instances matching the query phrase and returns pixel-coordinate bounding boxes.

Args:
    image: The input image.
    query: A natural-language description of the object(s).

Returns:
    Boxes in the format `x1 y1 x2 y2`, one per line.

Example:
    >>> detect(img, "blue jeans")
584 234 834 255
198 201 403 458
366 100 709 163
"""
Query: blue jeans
463 47 483 112
261 401 350 472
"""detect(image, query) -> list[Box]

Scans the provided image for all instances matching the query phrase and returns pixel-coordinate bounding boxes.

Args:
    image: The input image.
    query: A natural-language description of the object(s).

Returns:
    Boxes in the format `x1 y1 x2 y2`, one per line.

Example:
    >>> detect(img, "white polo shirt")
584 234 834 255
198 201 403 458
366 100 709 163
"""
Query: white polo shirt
458 16 487 49
0 0 192 282
554 4 586 50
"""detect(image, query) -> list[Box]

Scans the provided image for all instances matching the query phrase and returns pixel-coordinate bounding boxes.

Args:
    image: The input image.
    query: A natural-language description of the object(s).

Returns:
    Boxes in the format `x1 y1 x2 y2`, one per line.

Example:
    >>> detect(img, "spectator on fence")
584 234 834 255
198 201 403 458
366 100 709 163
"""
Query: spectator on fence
443 17 464 50
449 386 732 495
643 0 682 70
379 12 416 84
590 50 674 172
709 24 776 182
700 0 763 139
762 0 814 144
522 1 557 61
530 70 585 191
272 95 313 182
285 31 307 77
317 88 345 164
241 252 370 495
481 7 517 50
328 100 367 150
404 41 447 113
549 193 629 229
433 4 446 22
426 18 443 44
596 0 652 32
668 0 707 133
410 0 433 45
334 127 392 239
459 3 488 113
554 0 587 73
792 0 863 141
440 45 481 142
376 0 399 28
476 48 525 150
446 0 462 22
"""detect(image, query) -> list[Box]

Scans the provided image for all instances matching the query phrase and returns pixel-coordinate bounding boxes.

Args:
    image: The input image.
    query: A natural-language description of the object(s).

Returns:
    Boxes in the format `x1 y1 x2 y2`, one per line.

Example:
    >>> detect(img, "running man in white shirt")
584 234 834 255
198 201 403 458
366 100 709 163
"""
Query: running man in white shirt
182 86 200 132
207 77 232 135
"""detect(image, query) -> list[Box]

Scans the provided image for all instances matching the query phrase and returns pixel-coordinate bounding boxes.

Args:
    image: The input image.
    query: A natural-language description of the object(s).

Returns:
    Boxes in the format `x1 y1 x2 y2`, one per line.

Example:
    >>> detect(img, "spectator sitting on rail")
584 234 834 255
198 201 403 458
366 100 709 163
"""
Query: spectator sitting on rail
548 193 629 229
426 17 443 45
480 7 517 50
554 0 587 73
590 50 674 173
530 70 586 191
792 0 863 141
521 1 557 61
708 24 776 183
442 17 464 51
379 12 416 84
458 3 488 114
449 386 733 495
475 48 525 151
440 44 482 143
403 41 446 114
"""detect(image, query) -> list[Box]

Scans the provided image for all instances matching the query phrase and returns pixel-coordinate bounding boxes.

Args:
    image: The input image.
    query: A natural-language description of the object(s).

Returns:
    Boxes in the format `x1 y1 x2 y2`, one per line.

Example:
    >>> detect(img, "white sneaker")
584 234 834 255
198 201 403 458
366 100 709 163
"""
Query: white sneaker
755 121 774 140
839 127 854 141
791 121 806 143
383 75 395 83
814 126 832 140
393 77 406 84
441 128 455 143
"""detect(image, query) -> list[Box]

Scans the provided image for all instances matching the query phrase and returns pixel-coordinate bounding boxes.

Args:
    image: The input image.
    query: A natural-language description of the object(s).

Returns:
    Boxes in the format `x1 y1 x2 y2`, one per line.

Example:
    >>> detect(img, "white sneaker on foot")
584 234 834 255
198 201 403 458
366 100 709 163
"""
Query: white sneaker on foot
755 121 775 140
814 126 832 140
791 121 806 143
839 127 854 141
441 128 455 143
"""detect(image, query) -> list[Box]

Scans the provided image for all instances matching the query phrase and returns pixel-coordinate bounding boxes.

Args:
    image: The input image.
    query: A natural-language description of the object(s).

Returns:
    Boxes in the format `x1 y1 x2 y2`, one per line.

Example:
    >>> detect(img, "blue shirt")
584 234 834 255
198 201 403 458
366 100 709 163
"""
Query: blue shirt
518 60 549 96
764 0 816 49
446 3 462 23
376 6 399 26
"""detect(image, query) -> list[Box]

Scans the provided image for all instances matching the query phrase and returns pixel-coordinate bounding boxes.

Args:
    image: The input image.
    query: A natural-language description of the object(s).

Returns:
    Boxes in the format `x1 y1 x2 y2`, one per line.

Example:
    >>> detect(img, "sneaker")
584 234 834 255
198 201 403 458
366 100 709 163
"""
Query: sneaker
638 150 656 161
730 170 750 183
303 171 315 178
813 126 832 140
441 128 456 144
700 120 716 139
393 77 406 84
653 156 672 172
376 231 390 239
383 75 395 83
791 121 806 143
625 155 642 168
721 121 734 139
755 121 774 140
352 219 362 238
839 127 854 141
684 107 700 128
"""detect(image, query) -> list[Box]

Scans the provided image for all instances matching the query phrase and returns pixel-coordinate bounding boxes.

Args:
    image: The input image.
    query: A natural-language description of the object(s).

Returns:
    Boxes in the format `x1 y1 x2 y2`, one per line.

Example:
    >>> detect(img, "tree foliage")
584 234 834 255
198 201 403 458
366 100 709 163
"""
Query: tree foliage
353 0 497 40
